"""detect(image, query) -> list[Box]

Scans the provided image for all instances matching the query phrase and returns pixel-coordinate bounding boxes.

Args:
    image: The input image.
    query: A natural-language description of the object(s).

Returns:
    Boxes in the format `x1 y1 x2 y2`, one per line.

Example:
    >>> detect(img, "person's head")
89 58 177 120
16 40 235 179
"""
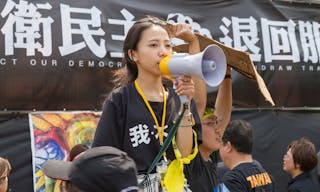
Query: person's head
115 16 172 86
43 146 139 192
0 157 11 192
55 144 90 192
283 138 318 177
219 119 253 168
201 108 222 151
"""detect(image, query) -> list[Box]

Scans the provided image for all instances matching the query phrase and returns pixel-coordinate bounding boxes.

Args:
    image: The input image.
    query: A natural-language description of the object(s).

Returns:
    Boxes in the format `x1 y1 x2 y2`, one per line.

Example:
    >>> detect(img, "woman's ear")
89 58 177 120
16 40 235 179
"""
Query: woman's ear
128 49 137 62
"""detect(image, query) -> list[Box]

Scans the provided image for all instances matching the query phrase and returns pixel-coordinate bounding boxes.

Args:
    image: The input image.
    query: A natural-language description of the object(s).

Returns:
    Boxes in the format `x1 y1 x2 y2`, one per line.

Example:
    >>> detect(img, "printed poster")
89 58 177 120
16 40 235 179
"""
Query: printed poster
29 112 101 192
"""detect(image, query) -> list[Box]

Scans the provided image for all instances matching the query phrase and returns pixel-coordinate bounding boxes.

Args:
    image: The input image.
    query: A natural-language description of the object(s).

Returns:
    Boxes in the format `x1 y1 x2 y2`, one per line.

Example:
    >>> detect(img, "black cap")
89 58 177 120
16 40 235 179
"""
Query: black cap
42 146 138 192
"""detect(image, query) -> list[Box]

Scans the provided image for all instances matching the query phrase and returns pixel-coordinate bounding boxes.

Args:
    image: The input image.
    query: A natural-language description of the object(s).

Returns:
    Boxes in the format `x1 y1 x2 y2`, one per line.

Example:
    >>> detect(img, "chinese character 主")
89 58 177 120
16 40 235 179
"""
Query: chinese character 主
108 8 135 58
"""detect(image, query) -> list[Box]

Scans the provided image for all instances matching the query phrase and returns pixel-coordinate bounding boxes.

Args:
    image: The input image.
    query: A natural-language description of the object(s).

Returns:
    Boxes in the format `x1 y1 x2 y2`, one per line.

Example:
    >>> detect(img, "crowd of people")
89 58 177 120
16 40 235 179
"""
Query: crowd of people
44 15 319 192
2 15 320 192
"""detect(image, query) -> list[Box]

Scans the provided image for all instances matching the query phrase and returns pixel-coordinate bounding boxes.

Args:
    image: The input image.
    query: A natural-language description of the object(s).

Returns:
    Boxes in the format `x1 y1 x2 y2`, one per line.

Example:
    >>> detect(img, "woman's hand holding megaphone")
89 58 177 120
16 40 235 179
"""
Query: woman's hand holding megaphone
172 76 195 103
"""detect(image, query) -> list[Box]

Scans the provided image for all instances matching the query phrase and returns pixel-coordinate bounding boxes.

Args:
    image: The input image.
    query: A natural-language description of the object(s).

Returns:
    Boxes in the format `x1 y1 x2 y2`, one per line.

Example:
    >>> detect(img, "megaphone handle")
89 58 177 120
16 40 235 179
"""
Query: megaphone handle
174 77 189 104
179 95 189 104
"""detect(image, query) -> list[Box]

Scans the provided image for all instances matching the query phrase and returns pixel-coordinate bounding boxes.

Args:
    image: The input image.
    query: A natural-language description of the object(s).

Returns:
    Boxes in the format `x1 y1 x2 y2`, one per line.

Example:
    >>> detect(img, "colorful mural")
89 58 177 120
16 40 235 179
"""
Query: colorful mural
29 112 101 192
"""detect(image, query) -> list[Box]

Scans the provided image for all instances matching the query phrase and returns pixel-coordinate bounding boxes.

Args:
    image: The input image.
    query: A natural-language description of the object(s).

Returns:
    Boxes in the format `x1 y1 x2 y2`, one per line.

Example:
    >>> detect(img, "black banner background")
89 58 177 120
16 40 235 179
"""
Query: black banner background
0 0 320 109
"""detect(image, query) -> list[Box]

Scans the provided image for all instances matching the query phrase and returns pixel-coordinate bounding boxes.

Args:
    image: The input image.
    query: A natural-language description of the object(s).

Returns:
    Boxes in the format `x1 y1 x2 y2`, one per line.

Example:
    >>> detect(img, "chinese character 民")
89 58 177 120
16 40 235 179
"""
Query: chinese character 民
59 4 106 58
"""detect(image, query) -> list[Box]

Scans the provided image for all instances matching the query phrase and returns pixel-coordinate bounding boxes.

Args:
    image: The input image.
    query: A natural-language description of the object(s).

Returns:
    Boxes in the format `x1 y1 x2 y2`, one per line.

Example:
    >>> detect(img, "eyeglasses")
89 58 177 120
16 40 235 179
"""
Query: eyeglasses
202 120 218 127
201 115 219 128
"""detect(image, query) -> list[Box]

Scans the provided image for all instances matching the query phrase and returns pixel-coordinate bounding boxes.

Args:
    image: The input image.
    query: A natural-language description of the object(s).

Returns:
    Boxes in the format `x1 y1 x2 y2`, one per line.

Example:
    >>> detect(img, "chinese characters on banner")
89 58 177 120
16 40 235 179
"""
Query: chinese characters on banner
0 0 320 109
1 0 319 64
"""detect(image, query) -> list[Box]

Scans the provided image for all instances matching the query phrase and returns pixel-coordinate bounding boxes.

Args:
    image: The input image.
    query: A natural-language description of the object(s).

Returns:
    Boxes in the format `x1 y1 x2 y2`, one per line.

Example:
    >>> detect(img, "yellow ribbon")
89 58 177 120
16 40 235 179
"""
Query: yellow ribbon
163 130 198 192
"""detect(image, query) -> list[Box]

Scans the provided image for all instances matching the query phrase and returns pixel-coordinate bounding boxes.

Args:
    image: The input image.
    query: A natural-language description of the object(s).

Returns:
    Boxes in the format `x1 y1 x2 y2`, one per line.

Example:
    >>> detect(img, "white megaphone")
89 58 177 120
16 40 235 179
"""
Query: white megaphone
159 44 227 103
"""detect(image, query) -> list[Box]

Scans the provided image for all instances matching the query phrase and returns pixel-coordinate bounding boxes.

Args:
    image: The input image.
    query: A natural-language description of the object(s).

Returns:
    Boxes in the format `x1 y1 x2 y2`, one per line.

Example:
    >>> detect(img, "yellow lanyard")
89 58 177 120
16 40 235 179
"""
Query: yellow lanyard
134 80 167 146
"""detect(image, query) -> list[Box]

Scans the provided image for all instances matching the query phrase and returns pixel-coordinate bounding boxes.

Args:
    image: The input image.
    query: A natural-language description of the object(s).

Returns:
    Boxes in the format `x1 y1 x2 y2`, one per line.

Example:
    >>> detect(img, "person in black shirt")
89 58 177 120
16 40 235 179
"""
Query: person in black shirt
184 67 232 192
219 119 275 192
92 16 202 191
283 137 320 192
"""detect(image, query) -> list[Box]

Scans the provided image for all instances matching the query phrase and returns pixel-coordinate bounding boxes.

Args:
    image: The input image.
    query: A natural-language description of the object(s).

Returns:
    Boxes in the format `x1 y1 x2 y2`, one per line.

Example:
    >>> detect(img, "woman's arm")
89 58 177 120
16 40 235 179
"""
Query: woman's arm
168 23 202 157
169 23 206 117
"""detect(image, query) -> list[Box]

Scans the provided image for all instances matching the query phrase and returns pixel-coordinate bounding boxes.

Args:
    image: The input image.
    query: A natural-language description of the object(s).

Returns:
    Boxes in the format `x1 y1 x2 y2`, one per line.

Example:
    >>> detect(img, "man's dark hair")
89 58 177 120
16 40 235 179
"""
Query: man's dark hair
222 119 253 154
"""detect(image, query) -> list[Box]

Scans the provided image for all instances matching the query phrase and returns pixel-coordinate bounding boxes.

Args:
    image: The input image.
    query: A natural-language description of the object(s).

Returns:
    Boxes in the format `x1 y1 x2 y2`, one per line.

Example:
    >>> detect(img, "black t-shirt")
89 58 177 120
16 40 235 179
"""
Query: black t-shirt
92 83 201 173
288 172 320 192
222 161 275 192
184 151 219 192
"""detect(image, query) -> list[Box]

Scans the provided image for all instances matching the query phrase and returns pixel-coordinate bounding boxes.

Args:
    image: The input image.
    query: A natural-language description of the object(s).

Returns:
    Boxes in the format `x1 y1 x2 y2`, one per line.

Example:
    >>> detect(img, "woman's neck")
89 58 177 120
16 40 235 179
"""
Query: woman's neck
136 75 166 102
